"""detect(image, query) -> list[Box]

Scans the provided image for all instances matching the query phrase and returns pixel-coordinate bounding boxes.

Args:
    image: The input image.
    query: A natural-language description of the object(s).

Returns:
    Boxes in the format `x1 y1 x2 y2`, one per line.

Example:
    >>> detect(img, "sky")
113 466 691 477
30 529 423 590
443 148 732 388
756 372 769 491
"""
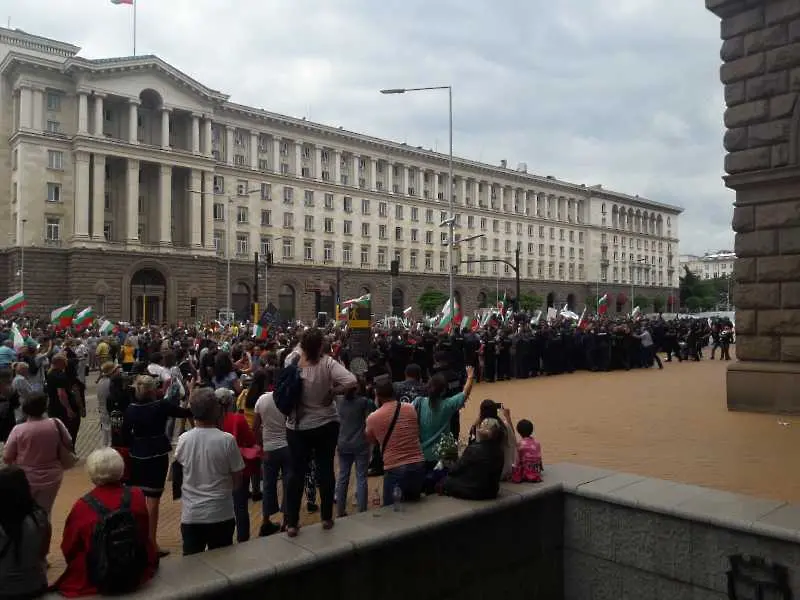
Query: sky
8 0 731 255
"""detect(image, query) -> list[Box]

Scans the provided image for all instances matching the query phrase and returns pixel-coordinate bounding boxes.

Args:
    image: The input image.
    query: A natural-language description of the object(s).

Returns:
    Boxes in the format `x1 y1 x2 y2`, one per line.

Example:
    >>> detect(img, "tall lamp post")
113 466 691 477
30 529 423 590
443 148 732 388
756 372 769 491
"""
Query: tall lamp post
381 85 454 330
20 218 26 315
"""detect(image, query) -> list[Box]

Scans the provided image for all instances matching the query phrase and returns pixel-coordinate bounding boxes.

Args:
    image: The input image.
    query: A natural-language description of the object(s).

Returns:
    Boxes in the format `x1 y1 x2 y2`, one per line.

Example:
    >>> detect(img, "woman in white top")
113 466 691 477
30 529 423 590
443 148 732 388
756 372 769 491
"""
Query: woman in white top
283 328 356 537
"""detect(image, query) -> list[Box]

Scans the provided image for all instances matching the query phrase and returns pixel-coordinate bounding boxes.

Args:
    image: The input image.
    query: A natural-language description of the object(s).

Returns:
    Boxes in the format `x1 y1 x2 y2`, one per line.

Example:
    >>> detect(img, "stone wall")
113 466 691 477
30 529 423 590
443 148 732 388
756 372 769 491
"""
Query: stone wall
41 463 800 600
708 0 800 412
1 247 666 324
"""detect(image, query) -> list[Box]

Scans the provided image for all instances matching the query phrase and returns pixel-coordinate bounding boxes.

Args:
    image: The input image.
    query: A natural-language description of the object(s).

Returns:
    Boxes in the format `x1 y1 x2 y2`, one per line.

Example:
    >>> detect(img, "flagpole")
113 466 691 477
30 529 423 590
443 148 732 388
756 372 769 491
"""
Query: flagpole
133 0 137 56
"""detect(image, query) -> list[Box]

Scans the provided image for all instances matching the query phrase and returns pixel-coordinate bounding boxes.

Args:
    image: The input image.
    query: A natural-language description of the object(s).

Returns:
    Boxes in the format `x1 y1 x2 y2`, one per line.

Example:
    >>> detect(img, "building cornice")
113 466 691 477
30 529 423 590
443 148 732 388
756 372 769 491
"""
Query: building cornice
589 187 684 215
0 27 79 58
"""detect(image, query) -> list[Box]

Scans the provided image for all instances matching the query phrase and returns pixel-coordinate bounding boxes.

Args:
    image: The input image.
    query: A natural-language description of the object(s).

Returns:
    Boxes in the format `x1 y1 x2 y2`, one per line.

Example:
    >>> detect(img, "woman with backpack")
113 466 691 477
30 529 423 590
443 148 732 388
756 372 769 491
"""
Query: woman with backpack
55 448 157 597
281 328 356 538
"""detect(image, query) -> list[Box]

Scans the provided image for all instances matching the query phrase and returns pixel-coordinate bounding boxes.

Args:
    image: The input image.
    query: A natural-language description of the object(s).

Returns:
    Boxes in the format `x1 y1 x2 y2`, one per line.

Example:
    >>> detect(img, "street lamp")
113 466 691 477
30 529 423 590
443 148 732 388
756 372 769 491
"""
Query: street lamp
381 85 454 330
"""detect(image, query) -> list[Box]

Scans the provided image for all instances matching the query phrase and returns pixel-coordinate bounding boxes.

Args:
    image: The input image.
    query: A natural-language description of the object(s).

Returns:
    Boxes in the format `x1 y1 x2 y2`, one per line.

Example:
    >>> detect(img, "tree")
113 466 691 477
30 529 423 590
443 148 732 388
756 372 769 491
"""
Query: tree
653 296 665 312
417 289 448 315
679 265 727 312
518 293 543 312
635 296 652 311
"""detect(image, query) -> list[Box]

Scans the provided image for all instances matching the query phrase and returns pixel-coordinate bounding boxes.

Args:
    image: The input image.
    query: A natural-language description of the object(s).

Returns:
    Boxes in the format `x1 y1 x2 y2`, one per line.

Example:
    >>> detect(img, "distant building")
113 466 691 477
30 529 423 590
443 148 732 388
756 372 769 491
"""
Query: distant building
679 251 735 280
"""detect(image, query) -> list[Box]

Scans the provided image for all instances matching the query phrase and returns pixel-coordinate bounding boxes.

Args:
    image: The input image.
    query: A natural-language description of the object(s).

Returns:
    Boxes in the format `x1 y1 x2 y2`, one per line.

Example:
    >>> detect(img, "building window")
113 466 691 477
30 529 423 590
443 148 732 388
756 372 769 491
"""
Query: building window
324 193 334 209
260 236 271 256
47 150 63 170
379 202 388 218
259 183 271 201
304 190 314 206
342 243 352 263
237 180 248 196
377 247 387 267
189 297 198 318
425 252 433 271
395 204 404 219
343 196 352 213
282 238 293 259
410 250 418 270
46 92 61 112
46 120 61 133
236 233 248 255
379 224 387 240
304 240 314 261
260 209 271 226
236 206 249 224
425 230 432 245
343 220 352 235
213 175 224 194
283 187 293 203
213 203 225 221
283 212 294 229
103 222 112 241
361 198 370 214
45 217 60 242
95 295 107 315
361 223 370 237
360 245 370 266
46 182 61 203
324 241 334 262
213 230 223 253
304 215 314 232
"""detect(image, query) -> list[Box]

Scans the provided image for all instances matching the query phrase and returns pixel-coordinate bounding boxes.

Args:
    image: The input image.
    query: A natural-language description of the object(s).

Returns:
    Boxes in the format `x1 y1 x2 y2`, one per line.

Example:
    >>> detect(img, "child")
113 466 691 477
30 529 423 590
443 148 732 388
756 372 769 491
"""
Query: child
511 419 543 483
335 377 372 516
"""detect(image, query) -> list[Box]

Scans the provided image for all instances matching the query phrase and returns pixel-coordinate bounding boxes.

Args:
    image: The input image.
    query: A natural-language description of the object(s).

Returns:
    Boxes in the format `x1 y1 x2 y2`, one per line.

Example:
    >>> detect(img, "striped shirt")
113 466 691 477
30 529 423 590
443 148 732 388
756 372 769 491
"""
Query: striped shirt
365 401 424 471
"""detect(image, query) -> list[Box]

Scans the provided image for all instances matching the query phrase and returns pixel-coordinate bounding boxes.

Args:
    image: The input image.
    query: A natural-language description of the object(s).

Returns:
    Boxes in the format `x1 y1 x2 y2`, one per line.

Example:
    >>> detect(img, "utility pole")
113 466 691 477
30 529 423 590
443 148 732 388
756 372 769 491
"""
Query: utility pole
515 244 521 312
253 252 259 323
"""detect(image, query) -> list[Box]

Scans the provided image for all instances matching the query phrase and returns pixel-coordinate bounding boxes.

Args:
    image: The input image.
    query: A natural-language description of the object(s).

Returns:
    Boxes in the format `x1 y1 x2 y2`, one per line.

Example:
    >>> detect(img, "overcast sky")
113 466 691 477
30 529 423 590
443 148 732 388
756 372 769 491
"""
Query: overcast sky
10 0 730 255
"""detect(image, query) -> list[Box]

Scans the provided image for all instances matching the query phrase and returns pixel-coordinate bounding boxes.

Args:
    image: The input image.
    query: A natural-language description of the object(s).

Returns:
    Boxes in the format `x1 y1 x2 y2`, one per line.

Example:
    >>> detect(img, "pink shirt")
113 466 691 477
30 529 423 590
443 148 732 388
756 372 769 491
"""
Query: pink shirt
3 418 68 488
517 437 542 466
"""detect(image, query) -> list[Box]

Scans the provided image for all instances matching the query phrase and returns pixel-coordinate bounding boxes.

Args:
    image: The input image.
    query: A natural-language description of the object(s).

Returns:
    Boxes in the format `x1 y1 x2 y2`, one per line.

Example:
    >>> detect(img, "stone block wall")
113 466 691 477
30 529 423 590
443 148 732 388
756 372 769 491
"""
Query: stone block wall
708 0 800 412
41 463 800 600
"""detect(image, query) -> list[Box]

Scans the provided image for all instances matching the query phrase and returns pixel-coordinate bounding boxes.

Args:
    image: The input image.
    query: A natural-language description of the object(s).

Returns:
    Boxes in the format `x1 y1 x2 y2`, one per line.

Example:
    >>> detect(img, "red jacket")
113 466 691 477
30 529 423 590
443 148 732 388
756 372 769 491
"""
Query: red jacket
223 412 260 478
55 484 158 597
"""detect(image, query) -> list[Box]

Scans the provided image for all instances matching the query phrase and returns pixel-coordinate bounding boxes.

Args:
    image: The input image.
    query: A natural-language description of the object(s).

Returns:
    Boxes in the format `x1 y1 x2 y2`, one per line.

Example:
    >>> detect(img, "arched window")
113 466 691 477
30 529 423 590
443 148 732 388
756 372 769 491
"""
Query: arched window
278 284 296 322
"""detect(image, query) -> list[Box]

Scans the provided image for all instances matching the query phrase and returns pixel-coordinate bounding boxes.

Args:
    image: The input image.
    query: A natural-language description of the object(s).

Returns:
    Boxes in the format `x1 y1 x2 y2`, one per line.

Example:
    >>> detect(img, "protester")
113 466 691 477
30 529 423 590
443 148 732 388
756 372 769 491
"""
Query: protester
441 417 505 500
335 377 372 516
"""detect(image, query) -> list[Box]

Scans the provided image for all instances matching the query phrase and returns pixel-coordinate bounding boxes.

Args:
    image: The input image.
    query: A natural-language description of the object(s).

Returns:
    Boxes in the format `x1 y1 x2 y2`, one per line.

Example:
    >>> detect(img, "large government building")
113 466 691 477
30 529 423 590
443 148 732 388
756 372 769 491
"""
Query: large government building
0 27 683 323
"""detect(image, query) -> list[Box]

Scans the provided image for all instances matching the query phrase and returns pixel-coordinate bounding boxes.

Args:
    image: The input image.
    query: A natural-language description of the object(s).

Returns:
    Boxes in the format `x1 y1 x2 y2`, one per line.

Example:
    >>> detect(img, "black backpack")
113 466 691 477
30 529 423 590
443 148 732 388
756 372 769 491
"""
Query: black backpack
274 355 303 417
83 487 148 595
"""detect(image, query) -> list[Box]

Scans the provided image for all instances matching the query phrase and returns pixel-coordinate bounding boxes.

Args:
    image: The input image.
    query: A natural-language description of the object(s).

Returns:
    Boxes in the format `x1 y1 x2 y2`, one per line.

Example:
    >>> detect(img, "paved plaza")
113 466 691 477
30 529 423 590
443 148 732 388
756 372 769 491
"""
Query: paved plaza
45 349 800 577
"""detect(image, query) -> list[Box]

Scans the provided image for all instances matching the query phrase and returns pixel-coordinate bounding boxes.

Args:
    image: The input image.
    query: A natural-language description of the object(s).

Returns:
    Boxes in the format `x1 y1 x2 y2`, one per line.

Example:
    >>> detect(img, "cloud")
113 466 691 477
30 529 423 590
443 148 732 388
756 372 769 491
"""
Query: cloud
11 0 732 254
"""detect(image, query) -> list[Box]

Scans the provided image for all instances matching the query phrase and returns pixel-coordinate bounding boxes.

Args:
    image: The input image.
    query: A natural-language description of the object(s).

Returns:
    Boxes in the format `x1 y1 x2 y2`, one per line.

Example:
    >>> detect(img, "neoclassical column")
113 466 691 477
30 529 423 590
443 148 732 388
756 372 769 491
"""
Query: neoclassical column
272 137 281 171
202 171 214 248
77 91 89 134
189 169 202 247
351 155 359 187
459 177 467 205
127 100 139 144
250 132 258 169
32 88 43 130
225 126 234 166
333 150 341 184
386 161 394 194
294 142 303 177
432 171 439 200
402 166 409 196
18 86 33 130
369 159 377 190
315 146 323 180
191 114 201 154
159 165 172 244
93 94 105 136
160 108 171 149
73 151 90 239
126 159 140 242
91 153 106 241
202 118 212 156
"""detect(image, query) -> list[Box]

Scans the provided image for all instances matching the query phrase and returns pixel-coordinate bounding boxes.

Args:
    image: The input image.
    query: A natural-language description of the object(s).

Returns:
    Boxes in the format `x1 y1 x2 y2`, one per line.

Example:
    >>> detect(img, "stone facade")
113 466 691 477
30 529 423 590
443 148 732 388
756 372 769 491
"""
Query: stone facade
0 247 659 324
708 0 800 412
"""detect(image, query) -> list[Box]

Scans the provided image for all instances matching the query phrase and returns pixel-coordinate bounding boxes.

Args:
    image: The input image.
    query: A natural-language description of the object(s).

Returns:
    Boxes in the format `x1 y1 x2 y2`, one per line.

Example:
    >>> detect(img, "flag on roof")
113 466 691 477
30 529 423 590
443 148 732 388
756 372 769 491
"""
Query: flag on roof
0 291 26 313
110 0 134 5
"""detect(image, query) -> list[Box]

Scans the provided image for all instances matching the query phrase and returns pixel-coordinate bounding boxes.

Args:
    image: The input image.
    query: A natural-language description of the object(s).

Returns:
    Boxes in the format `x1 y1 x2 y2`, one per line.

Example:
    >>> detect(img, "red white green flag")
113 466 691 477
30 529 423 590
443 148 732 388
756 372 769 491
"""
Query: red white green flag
253 324 268 340
98 319 114 336
110 0 134 5
51 303 77 329
0 291 26 313
597 294 609 315
74 307 95 330
438 298 462 333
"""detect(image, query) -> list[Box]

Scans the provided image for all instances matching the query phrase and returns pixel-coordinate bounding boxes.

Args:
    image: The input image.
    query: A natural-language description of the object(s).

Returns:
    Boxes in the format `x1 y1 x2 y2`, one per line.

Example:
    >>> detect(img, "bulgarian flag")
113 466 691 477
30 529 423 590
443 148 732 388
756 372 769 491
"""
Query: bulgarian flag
438 298 462 333
337 306 349 321
402 306 413 318
98 319 114 336
74 306 95 330
0 291 26 313
597 294 609 316
51 303 77 330
497 293 506 313
342 293 370 307
253 323 268 341
110 0 134 4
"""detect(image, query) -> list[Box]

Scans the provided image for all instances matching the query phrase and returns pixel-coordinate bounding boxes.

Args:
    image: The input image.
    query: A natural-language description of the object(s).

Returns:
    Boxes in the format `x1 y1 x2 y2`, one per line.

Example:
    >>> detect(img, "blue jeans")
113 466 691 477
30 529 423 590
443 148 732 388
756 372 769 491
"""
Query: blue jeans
232 481 250 543
335 449 370 516
383 461 426 506
262 445 291 519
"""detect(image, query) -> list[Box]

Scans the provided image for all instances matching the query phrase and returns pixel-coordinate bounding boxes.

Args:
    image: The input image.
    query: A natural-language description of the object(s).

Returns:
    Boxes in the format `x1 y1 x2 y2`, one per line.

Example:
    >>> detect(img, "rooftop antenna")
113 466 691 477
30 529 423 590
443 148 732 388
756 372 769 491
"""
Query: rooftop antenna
7 17 10 28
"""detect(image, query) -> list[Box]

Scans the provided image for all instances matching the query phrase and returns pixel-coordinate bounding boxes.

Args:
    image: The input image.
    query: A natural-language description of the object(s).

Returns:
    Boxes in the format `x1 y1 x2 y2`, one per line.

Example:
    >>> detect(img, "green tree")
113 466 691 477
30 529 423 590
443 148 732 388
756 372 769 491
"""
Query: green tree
518 293 543 311
417 289 448 315
635 296 652 311
685 296 703 311
653 296 665 312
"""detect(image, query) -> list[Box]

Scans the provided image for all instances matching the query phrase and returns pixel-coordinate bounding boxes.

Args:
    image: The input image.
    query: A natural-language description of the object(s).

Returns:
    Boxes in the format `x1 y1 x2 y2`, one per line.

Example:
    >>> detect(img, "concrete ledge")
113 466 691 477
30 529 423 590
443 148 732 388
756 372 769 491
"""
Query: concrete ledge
41 463 800 599
727 360 800 413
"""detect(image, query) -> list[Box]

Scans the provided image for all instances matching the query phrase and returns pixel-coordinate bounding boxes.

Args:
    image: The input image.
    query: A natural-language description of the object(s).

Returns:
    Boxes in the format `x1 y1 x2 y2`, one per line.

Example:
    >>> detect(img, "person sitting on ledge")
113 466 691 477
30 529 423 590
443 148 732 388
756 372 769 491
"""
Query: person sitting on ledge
440 418 505 501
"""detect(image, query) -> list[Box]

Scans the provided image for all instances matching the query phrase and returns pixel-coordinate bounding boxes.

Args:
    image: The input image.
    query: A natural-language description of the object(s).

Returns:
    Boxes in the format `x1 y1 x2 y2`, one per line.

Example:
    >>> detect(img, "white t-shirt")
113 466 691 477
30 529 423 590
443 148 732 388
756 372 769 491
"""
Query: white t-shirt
147 363 171 386
174 427 245 525
254 392 287 451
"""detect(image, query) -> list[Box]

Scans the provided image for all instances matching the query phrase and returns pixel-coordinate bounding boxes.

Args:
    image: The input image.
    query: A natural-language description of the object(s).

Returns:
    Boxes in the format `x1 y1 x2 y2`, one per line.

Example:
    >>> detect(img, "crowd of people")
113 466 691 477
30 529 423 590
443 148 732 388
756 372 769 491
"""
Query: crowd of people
0 310 730 597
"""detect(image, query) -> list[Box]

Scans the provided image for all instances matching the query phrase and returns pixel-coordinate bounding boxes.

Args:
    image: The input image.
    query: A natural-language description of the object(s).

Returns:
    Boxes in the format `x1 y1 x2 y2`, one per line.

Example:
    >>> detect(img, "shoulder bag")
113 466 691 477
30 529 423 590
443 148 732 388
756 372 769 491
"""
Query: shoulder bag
53 418 78 469
380 401 402 457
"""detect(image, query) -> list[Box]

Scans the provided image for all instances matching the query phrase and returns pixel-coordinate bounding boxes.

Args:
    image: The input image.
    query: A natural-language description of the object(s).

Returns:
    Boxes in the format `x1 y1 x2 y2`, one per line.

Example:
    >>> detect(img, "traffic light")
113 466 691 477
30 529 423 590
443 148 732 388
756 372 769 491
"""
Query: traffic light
390 260 399 277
